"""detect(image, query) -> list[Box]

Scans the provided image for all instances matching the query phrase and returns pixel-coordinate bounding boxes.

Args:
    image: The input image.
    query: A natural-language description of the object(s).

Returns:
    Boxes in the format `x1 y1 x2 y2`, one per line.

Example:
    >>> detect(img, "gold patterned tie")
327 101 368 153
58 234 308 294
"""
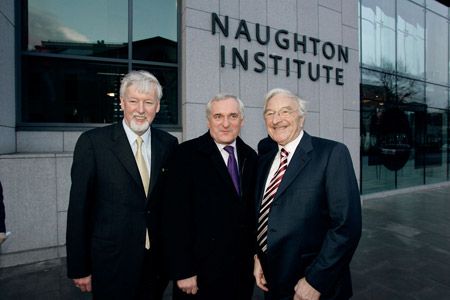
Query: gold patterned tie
135 136 150 249
135 136 149 195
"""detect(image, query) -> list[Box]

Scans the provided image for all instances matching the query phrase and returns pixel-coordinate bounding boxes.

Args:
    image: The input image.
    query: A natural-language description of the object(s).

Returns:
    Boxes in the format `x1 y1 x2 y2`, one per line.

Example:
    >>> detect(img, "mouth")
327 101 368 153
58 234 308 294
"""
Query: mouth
273 125 288 131
133 115 147 121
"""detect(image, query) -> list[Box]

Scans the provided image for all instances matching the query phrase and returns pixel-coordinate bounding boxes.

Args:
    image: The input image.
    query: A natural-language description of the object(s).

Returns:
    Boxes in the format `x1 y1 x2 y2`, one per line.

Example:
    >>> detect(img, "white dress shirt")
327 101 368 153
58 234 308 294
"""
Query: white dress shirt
122 120 152 179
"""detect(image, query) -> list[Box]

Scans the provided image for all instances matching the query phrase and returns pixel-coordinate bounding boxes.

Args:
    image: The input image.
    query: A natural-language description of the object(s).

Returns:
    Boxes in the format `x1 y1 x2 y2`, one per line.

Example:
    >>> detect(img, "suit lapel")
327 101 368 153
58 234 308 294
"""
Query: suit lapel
199 132 240 198
149 128 164 198
110 123 146 196
236 137 253 197
255 148 278 210
275 132 313 199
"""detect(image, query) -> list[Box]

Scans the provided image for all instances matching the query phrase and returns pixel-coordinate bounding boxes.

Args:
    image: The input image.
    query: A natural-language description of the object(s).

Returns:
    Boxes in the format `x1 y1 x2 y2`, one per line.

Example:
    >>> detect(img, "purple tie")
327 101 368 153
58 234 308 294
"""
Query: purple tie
224 145 240 195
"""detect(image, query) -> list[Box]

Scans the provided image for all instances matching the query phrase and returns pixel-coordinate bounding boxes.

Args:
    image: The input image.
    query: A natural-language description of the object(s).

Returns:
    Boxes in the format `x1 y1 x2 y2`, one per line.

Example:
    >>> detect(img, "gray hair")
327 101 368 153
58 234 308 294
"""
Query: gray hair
206 94 245 119
263 88 307 117
120 70 163 100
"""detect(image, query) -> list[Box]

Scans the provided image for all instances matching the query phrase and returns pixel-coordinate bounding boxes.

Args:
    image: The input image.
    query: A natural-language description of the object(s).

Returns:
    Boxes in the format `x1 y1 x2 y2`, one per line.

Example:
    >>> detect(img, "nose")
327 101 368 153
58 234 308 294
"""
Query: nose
272 112 282 123
137 101 145 113
223 117 230 127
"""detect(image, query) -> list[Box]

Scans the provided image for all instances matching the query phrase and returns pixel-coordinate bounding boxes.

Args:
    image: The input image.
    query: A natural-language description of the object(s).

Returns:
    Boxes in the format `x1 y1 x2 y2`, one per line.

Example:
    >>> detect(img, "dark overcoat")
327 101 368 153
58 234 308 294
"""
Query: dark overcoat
163 132 257 300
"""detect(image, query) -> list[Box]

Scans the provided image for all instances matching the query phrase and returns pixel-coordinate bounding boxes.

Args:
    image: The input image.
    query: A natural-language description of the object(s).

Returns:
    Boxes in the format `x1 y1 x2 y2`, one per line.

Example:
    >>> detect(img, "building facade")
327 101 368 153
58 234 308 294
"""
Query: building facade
0 0 448 267
360 0 450 194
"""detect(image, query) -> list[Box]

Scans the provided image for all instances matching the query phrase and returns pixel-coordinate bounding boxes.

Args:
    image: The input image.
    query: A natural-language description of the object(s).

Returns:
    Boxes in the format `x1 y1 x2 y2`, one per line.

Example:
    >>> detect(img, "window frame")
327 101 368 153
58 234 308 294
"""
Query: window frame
16 0 181 131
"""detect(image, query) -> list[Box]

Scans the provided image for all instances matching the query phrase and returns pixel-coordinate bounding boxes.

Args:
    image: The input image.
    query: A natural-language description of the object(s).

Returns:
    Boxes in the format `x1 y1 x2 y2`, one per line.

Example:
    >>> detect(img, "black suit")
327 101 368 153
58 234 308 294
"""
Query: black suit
66 123 178 299
257 136 277 156
256 132 362 300
163 132 257 300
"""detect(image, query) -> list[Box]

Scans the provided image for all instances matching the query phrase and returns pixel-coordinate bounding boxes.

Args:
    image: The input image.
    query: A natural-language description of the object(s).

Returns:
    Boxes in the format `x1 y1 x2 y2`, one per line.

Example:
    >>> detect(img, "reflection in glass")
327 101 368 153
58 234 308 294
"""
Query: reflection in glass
26 0 128 58
360 0 396 70
422 108 448 184
422 85 448 183
410 0 425 5
394 76 426 189
360 69 431 193
21 57 179 125
360 0 450 194
397 0 425 79
396 76 425 105
427 83 449 110
426 10 448 85
426 0 449 17
21 56 127 123
361 69 396 193
21 0 180 126
133 0 178 62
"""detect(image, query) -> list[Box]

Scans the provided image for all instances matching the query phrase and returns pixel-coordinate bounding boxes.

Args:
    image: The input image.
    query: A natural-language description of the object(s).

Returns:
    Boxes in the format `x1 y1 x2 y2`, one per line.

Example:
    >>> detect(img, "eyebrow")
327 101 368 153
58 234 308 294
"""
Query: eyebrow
264 105 294 112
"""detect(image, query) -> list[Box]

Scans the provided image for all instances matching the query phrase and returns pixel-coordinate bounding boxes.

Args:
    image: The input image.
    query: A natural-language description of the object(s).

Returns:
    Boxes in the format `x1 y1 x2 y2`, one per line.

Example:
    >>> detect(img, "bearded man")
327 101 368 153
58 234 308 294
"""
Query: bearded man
66 70 178 299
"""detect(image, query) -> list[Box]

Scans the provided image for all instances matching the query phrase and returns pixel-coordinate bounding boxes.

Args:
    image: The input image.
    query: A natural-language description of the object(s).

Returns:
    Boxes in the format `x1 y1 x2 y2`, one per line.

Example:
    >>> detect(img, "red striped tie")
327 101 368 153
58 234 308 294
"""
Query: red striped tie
257 148 289 252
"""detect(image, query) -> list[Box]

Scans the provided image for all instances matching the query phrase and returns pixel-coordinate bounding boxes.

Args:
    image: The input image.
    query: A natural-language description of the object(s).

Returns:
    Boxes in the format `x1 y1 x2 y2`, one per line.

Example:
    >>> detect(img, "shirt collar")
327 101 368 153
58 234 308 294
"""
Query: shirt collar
122 119 151 146
278 130 303 155
215 140 237 152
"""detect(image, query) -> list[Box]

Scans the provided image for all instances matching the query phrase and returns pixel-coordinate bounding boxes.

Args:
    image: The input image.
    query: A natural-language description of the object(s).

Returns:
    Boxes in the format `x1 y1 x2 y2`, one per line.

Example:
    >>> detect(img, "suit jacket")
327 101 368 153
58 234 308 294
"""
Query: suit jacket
66 123 178 299
163 132 257 300
257 136 277 156
256 132 362 300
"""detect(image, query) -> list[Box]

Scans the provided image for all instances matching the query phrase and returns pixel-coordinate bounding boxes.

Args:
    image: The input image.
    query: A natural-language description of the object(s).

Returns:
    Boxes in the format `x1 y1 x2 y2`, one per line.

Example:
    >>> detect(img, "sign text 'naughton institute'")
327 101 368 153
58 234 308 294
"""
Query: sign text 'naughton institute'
211 13 349 85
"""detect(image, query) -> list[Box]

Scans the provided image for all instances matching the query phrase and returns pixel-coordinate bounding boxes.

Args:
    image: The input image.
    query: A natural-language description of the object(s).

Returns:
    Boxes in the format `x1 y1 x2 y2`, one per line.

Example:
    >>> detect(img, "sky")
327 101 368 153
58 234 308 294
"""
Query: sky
28 0 177 49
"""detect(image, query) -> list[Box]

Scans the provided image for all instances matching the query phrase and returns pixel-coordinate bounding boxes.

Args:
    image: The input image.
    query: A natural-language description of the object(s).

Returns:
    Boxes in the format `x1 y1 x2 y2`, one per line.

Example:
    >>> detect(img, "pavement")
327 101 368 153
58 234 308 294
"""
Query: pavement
1 184 449 299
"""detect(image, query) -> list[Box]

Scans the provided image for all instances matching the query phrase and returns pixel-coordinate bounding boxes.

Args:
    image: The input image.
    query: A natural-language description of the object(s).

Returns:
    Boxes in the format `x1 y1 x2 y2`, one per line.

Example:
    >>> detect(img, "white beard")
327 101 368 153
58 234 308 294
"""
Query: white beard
130 118 150 135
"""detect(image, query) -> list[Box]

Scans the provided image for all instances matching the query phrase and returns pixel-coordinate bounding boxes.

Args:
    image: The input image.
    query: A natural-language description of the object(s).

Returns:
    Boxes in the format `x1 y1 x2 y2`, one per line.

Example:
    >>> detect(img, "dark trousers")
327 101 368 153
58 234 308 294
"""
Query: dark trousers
171 273 254 300
91 249 168 300
135 249 168 300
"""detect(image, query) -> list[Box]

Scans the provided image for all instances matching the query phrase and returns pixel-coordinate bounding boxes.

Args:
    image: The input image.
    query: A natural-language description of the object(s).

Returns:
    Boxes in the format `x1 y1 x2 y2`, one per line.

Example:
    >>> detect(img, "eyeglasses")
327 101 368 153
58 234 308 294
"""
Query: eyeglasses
263 108 297 119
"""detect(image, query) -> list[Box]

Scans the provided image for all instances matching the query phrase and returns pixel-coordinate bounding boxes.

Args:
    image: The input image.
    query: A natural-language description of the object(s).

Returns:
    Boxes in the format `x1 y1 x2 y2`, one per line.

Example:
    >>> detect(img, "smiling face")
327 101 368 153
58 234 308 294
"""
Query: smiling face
120 84 160 135
264 93 304 146
207 97 244 145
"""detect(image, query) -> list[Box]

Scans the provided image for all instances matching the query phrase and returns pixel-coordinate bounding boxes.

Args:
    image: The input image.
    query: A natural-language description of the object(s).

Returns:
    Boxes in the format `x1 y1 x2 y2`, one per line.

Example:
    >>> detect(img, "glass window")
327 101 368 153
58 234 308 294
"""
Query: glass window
21 56 127 123
133 0 177 63
396 76 425 105
427 83 449 109
361 69 397 194
360 69 441 194
360 0 450 194
395 76 426 189
423 85 449 184
21 0 179 126
422 108 448 184
397 0 425 79
26 0 128 58
426 0 448 17
426 10 448 85
411 0 425 6
360 0 396 70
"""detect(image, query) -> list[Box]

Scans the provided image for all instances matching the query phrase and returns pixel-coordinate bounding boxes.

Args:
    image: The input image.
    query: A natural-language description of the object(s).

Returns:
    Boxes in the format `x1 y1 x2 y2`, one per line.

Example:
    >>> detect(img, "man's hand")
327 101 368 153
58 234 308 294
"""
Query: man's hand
0 232 6 245
73 275 92 292
253 255 269 292
177 275 199 295
294 277 320 300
